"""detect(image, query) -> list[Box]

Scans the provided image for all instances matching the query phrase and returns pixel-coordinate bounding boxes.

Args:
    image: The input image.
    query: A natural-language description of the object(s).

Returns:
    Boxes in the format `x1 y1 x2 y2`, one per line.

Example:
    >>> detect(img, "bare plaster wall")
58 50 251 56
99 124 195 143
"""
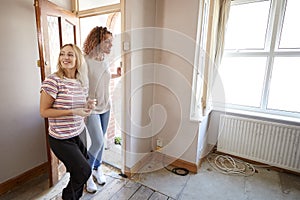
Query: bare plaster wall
124 0 201 168
124 0 157 167
0 0 47 183
125 0 203 167
154 0 200 164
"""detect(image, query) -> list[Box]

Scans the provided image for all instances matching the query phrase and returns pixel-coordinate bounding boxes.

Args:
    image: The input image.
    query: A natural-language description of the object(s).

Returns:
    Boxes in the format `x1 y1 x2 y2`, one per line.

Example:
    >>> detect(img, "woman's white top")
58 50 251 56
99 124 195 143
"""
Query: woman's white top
86 56 111 114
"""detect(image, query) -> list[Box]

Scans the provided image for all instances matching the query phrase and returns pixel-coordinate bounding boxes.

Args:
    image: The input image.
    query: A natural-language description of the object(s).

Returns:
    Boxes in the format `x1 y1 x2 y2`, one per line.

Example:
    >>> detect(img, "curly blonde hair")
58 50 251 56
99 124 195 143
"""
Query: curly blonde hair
56 43 88 87
82 26 112 58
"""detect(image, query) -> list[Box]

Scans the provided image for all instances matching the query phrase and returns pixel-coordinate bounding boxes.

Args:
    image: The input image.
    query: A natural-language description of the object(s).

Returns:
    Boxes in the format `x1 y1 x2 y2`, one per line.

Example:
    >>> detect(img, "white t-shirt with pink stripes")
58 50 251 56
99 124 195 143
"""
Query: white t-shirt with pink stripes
41 74 88 139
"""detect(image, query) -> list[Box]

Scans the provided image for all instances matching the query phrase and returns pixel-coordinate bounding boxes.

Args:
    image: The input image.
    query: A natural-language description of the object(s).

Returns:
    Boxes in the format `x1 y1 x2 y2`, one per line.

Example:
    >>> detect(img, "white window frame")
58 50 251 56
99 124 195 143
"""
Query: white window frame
190 0 210 121
216 0 300 120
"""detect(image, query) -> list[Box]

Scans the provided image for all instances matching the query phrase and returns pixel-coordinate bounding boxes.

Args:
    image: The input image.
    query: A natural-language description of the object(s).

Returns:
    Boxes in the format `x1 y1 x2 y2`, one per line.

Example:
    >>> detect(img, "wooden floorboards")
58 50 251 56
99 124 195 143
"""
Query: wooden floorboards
0 170 175 200
79 173 175 200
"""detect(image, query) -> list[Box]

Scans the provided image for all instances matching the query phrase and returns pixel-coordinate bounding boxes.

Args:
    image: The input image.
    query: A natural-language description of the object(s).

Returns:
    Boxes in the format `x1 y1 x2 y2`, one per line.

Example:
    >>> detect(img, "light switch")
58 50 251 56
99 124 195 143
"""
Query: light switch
123 42 130 51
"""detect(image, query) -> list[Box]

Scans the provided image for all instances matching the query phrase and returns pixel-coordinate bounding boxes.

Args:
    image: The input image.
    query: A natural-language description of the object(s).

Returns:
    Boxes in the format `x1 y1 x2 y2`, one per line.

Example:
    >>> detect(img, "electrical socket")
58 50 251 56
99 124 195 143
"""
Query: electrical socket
156 139 163 148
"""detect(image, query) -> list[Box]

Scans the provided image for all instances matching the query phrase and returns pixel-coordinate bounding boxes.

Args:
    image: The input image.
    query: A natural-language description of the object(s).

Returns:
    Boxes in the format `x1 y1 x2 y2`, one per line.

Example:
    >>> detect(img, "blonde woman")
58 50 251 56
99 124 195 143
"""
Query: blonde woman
40 44 95 199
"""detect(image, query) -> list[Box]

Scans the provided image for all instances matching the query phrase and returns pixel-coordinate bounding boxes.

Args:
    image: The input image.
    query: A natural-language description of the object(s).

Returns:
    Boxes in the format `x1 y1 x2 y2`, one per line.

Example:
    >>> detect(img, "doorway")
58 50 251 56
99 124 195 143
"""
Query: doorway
34 0 124 186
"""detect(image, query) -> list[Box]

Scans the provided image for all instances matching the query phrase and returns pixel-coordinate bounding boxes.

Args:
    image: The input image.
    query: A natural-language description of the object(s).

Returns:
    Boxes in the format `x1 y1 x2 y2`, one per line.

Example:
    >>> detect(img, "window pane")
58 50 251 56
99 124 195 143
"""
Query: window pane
47 16 60 74
78 0 120 11
279 0 300 49
224 1 271 50
49 0 71 10
62 20 74 45
213 57 267 107
268 57 300 113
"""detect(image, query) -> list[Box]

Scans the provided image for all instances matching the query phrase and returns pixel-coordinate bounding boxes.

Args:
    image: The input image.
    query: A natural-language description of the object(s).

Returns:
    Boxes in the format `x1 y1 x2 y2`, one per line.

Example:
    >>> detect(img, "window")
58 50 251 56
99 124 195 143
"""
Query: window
78 0 120 11
214 0 300 118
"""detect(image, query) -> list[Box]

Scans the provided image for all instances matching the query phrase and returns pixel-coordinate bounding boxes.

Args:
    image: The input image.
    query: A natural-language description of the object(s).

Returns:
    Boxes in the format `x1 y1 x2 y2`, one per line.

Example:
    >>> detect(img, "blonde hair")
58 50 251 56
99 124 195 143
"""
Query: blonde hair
56 44 88 88
82 26 112 59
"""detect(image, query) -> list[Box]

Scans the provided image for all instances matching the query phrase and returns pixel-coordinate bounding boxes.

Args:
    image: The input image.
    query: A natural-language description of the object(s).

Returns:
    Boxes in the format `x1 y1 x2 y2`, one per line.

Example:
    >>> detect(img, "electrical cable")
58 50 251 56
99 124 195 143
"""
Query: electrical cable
164 166 189 176
206 153 256 176
160 152 190 176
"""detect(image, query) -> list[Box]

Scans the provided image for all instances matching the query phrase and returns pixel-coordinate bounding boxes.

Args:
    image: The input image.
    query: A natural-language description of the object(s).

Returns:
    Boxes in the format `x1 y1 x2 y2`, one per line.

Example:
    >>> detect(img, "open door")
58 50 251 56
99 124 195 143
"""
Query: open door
34 0 80 186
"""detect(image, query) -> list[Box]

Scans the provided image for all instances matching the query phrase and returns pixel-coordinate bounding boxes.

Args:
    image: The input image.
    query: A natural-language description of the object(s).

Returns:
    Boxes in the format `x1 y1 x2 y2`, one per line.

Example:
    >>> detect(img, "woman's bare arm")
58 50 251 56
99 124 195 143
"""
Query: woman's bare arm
111 67 121 79
40 90 73 118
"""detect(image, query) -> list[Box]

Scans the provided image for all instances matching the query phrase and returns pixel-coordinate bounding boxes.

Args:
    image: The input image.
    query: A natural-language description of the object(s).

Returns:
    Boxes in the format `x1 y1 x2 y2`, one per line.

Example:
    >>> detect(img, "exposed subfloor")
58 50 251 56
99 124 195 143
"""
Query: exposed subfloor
1 154 300 200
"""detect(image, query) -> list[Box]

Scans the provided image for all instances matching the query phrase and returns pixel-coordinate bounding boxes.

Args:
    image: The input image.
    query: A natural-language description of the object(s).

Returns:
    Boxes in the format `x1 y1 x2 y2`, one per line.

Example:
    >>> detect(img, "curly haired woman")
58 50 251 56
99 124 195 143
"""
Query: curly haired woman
82 26 121 193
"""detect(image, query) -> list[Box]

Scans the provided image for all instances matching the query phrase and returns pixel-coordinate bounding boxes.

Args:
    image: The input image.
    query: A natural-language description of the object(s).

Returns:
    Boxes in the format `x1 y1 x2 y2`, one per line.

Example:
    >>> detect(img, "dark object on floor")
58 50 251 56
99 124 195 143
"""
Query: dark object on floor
119 173 128 178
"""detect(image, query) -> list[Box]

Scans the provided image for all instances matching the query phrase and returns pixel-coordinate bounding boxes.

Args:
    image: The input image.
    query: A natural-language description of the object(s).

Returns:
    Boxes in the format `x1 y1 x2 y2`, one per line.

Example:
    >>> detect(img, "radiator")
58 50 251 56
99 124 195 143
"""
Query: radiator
217 114 300 173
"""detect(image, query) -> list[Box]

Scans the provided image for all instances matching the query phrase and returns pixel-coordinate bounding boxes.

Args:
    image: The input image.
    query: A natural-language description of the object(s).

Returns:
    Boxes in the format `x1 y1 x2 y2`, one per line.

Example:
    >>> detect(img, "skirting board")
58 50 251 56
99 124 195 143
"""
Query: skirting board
124 152 153 178
0 162 49 196
124 151 198 178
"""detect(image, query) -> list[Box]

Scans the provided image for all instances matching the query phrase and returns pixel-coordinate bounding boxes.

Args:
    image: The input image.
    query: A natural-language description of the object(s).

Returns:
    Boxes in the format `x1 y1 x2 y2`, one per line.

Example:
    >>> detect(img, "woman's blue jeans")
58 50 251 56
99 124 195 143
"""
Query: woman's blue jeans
86 110 110 170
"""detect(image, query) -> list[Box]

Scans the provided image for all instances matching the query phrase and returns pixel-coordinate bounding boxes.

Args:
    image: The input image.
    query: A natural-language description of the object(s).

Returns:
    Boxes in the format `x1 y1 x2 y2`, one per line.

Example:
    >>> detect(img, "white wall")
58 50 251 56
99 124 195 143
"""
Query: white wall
0 0 47 183
154 0 200 164
124 0 201 169
124 0 157 167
